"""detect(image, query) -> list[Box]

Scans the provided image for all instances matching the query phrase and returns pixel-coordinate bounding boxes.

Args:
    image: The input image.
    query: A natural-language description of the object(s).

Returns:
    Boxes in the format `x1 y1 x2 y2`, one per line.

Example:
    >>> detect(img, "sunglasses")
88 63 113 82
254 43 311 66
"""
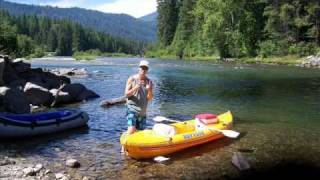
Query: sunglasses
140 66 149 71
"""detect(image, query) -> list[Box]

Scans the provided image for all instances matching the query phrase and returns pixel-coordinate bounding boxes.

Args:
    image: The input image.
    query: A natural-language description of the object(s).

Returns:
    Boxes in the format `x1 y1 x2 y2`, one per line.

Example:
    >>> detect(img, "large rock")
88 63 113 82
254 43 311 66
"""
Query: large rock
2 59 20 84
0 56 5 86
77 89 100 101
49 84 86 105
20 70 70 90
8 79 27 90
11 59 31 73
49 88 72 105
0 86 30 114
61 83 87 99
24 82 54 106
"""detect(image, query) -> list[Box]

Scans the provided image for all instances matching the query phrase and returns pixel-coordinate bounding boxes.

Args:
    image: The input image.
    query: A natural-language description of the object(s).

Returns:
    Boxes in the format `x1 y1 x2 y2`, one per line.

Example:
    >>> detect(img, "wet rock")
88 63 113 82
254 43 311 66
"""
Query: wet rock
23 167 36 176
34 163 43 173
0 158 16 166
66 159 80 168
44 169 52 175
55 172 69 180
11 59 31 73
232 152 250 171
82 176 90 180
42 173 56 180
0 56 5 86
77 89 100 101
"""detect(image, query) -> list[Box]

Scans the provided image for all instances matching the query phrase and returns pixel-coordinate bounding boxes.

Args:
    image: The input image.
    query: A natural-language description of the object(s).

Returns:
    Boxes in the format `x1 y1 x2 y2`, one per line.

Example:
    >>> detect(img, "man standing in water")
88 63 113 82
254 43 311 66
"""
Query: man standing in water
125 60 153 135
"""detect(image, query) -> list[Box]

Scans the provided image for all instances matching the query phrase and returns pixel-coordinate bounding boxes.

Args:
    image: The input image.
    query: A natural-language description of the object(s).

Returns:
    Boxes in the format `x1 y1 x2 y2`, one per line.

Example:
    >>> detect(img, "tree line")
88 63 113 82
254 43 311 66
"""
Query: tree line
153 0 320 59
0 10 145 58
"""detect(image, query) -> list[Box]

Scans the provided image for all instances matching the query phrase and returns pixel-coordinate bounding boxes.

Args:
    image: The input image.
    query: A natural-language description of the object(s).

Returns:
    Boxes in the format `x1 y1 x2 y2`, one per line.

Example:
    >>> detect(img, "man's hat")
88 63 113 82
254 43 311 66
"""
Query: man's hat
139 60 149 68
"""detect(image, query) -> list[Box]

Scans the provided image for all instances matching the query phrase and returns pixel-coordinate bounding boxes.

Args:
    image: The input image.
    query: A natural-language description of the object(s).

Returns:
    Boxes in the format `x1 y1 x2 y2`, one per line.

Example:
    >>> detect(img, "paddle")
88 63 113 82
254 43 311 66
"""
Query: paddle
153 116 240 138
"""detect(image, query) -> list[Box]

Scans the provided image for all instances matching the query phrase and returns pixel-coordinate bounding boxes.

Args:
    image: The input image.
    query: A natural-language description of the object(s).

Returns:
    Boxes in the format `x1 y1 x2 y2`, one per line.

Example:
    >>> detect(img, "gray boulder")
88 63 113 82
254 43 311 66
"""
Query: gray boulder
0 86 30 114
77 89 100 101
0 56 5 86
24 82 54 106
8 79 27 90
49 88 71 105
11 59 31 73
61 83 87 100
2 59 20 84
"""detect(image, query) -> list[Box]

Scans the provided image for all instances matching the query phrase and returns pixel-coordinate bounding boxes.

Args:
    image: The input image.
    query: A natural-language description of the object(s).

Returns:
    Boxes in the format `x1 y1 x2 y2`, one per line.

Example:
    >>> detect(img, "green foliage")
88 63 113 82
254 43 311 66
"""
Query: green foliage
157 0 180 46
288 42 318 57
0 11 18 57
258 40 281 58
154 0 320 60
16 34 35 57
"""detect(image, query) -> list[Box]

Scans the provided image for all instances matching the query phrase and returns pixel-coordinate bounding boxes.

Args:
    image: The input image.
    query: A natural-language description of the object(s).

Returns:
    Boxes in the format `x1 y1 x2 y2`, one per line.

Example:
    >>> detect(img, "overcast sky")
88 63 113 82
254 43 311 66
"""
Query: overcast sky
6 0 157 18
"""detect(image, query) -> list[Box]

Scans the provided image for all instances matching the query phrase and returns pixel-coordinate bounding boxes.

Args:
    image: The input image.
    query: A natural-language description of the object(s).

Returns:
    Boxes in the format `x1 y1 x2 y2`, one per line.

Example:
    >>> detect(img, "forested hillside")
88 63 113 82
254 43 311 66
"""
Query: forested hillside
139 12 158 22
0 0 156 42
0 10 145 58
152 0 320 59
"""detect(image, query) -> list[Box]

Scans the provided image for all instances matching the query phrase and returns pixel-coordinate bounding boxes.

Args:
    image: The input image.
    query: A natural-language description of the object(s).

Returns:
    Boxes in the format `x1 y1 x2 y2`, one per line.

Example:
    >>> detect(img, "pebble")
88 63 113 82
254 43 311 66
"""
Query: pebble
34 163 43 173
23 167 36 176
66 159 80 168
55 173 69 180
0 159 16 166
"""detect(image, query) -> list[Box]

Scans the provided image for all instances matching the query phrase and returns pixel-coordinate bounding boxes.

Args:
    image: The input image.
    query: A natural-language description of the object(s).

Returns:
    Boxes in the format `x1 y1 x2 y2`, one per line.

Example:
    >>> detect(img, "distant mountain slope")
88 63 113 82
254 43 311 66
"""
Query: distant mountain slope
139 11 158 22
0 0 156 41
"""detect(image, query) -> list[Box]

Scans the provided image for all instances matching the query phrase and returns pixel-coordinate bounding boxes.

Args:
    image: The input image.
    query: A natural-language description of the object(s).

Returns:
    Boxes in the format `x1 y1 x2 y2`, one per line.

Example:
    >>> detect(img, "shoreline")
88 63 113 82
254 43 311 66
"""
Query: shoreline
23 54 320 69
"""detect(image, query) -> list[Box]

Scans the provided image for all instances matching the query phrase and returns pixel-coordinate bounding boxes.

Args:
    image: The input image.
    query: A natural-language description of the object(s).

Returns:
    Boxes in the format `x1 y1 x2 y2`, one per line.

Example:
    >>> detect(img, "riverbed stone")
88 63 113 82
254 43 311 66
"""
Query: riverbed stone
0 158 16 166
23 167 36 176
55 173 69 180
66 159 80 168
34 163 43 173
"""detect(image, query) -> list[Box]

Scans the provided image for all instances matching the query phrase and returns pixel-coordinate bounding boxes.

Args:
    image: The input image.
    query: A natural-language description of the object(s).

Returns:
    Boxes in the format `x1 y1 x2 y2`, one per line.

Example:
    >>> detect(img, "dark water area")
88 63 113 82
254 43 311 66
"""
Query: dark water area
1 57 320 179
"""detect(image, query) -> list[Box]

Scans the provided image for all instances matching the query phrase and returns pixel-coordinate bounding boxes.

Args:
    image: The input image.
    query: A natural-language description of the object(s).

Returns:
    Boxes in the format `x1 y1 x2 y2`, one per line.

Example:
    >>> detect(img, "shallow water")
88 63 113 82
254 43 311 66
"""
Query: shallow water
1 57 320 179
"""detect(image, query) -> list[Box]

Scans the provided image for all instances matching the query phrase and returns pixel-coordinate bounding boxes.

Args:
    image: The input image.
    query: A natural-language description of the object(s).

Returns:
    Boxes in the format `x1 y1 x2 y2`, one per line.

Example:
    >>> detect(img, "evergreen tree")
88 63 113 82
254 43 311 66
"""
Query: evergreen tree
157 0 180 46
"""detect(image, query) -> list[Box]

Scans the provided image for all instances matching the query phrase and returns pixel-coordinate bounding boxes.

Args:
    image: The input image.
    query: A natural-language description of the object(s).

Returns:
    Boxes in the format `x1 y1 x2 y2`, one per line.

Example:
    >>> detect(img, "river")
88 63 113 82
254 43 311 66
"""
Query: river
1 57 320 179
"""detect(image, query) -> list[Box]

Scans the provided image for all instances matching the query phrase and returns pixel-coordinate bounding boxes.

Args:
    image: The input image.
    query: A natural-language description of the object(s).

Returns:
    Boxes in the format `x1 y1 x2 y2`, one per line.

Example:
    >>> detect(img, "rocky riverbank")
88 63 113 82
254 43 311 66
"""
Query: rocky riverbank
0 154 88 180
0 55 99 114
299 55 320 68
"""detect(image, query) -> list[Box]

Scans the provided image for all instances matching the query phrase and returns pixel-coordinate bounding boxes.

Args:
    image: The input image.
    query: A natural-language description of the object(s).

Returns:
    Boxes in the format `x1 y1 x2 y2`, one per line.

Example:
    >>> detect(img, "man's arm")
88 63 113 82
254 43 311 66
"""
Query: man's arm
125 77 140 97
146 80 153 102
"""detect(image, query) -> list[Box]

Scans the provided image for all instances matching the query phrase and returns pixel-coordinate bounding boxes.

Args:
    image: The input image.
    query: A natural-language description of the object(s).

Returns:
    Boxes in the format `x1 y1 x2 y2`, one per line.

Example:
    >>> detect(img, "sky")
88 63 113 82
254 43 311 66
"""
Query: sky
6 0 157 18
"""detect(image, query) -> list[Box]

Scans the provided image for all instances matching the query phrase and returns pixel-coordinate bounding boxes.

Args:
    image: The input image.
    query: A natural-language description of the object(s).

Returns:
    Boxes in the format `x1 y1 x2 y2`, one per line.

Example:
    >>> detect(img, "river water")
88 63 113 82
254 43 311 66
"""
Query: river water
1 57 320 179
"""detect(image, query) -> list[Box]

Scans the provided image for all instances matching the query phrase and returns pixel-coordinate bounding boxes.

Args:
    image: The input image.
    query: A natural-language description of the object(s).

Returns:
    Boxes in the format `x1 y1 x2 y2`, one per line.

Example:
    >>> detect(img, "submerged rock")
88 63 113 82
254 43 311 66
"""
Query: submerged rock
232 152 250 171
66 159 80 168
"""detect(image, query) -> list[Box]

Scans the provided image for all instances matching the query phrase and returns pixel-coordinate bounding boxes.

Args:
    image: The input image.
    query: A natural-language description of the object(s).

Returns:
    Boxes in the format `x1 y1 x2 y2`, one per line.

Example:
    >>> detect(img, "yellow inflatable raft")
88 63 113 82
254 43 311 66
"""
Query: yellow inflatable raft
120 111 233 159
